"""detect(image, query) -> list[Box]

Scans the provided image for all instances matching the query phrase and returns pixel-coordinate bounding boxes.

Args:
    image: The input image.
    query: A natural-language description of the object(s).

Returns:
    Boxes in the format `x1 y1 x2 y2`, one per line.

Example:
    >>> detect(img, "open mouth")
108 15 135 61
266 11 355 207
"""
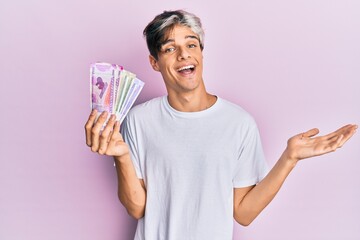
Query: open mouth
177 65 195 74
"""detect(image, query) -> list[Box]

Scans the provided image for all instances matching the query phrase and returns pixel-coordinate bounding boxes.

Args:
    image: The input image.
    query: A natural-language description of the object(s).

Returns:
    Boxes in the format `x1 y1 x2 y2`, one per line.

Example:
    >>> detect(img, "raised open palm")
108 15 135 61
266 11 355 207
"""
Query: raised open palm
285 124 357 162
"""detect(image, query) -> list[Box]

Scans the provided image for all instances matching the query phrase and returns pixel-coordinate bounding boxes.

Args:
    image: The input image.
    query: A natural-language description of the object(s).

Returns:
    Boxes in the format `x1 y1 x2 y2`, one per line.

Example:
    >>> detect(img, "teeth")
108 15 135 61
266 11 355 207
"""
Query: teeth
177 65 194 71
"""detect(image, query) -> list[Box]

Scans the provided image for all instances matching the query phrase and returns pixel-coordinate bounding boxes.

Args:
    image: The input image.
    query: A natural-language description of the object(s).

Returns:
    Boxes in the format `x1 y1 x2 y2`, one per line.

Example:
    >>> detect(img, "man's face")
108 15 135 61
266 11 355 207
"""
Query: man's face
149 25 204 94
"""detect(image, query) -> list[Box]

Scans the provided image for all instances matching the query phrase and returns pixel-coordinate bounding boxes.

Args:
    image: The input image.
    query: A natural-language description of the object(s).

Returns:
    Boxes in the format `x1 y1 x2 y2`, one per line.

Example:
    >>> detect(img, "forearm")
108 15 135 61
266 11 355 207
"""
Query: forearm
234 149 296 226
114 154 146 219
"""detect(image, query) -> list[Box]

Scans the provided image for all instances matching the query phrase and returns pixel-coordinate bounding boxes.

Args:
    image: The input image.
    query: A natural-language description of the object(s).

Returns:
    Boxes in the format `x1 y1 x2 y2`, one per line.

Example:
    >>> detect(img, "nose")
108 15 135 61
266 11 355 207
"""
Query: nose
177 46 191 61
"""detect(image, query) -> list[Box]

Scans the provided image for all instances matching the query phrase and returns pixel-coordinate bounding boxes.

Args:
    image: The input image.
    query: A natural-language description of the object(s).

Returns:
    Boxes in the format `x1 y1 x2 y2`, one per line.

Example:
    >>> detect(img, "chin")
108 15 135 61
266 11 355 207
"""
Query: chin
179 81 202 92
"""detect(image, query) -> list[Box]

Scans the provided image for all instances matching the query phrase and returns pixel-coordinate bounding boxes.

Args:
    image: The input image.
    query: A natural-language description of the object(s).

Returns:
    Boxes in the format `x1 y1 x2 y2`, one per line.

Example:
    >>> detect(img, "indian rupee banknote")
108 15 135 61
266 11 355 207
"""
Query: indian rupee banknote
90 62 144 125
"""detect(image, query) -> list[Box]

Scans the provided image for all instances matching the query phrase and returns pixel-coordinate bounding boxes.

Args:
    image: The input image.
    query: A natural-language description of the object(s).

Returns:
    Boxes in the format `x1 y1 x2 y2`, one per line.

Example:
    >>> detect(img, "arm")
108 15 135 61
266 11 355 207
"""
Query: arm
233 124 358 226
114 154 146 219
85 110 146 219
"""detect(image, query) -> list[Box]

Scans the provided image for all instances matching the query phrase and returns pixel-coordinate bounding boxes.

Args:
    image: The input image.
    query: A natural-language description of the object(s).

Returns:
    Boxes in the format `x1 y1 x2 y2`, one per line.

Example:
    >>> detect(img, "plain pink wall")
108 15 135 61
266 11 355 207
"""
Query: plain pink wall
1 0 359 239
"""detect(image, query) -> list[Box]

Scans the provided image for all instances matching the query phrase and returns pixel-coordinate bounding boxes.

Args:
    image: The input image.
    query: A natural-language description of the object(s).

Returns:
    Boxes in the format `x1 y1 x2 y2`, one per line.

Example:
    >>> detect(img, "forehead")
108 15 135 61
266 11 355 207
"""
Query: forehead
163 25 198 41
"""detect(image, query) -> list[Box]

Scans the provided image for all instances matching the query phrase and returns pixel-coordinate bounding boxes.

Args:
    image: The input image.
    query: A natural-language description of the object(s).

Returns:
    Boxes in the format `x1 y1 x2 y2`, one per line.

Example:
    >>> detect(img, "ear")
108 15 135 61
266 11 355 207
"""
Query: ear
149 55 160 72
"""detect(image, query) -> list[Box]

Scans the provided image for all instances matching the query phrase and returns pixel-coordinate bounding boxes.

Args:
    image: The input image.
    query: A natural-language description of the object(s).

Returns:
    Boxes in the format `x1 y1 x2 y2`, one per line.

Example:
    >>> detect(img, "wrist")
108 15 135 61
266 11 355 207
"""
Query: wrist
281 148 299 169
114 153 131 164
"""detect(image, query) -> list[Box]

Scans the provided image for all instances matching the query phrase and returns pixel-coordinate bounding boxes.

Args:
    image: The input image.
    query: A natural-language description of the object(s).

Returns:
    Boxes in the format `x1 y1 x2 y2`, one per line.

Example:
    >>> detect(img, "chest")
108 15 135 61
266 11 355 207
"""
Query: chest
139 119 240 183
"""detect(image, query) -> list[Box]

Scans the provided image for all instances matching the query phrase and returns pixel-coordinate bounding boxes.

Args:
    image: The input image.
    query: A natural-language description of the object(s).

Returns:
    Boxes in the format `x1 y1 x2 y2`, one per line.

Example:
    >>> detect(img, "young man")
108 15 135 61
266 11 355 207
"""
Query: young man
85 10 357 240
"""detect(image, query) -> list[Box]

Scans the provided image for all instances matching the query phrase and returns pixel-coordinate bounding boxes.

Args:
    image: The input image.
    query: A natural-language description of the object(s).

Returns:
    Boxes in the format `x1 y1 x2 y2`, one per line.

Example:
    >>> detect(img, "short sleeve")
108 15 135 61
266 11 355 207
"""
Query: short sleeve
121 116 143 179
232 125 269 188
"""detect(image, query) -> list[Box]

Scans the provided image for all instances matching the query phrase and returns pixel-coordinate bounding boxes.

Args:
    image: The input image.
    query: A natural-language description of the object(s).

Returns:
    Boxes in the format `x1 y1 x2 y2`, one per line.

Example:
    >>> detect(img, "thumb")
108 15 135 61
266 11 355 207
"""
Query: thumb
113 121 124 141
302 128 320 138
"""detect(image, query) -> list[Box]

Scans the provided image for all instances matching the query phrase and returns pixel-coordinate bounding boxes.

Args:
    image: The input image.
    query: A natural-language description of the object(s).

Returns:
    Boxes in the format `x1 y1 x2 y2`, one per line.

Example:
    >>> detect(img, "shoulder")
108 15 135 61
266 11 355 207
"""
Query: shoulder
127 96 164 118
217 97 257 127
123 96 165 129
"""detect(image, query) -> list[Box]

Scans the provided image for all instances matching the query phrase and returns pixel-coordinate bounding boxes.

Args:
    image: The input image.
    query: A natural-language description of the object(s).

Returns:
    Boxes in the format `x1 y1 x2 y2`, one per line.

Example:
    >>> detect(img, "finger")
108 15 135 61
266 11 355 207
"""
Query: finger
98 115 117 154
302 128 320 138
337 125 358 148
85 109 97 146
329 134 344 152
323 124 354 140
91 111 108 152
107 131 113 143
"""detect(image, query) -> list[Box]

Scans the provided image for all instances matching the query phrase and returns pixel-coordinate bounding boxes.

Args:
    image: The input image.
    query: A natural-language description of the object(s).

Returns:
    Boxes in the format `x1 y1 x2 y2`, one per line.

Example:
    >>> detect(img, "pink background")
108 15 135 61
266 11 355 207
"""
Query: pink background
1 0 359 239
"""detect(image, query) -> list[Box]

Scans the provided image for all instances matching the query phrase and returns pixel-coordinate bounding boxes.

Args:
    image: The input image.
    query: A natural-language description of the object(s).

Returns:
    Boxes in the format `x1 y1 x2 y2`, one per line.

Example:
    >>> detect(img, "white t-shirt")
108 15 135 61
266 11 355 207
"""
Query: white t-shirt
121 96 269 240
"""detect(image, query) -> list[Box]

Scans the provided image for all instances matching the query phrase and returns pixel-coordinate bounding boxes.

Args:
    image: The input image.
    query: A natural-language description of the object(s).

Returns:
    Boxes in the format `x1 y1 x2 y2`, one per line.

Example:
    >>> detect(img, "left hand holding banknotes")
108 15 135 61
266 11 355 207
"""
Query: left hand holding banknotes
86 62 144 157
283 124 357 165
85 109 130 157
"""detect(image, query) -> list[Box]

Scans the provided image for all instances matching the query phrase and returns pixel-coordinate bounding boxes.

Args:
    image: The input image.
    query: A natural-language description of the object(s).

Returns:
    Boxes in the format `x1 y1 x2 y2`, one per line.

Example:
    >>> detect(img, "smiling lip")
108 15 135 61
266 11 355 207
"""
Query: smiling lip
177 64 195 72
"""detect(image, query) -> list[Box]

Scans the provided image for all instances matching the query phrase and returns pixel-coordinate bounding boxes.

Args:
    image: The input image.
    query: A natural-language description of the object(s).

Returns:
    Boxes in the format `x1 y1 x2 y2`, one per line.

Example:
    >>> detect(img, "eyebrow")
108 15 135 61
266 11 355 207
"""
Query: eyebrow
161 35 200 46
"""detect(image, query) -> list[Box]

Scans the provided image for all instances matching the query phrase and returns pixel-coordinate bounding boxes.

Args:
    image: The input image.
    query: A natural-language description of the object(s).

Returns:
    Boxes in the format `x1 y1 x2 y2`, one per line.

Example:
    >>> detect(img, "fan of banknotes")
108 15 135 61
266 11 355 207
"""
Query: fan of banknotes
90 62 145 124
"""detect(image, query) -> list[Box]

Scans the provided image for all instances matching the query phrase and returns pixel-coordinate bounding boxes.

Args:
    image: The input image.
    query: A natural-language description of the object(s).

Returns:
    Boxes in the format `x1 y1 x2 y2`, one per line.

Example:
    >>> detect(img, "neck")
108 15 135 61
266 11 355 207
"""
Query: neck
167 89 217 112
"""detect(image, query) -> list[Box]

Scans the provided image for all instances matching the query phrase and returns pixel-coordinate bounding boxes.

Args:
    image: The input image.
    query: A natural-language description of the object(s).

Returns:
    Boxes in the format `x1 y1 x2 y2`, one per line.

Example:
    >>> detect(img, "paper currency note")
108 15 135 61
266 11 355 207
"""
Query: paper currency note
90 63 116 113
117 78 145 123
112 65 124 111
90 62 145 124
115 70 136 113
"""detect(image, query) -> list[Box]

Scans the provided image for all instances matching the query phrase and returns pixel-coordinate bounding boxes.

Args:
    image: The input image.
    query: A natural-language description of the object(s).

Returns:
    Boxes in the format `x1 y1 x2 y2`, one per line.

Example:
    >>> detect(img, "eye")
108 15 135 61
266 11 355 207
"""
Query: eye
164 47 175 53
188 44 197 48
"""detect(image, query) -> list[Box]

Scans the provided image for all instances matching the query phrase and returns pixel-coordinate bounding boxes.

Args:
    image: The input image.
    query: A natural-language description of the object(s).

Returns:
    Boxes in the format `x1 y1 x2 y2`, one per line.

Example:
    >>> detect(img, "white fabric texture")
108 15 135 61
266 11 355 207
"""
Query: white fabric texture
121 96 269 240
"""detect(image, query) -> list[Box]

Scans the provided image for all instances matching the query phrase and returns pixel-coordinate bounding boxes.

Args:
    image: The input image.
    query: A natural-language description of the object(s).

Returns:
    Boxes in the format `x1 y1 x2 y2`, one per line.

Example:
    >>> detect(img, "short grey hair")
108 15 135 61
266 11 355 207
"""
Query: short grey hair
143 10 205 60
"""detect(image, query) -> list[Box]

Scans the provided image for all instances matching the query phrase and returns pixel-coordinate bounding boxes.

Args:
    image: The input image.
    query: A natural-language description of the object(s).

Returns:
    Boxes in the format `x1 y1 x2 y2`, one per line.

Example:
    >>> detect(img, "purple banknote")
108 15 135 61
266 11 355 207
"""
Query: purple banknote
90 62 144 124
